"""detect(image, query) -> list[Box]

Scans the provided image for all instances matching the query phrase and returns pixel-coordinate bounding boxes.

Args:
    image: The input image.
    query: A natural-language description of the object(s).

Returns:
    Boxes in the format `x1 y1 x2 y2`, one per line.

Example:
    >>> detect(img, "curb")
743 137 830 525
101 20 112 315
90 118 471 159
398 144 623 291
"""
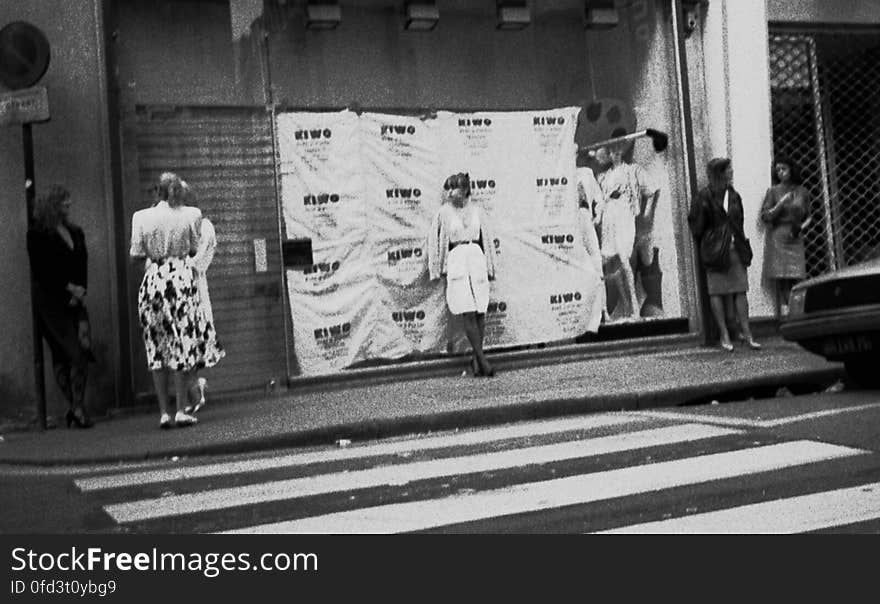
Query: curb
0 366 845 467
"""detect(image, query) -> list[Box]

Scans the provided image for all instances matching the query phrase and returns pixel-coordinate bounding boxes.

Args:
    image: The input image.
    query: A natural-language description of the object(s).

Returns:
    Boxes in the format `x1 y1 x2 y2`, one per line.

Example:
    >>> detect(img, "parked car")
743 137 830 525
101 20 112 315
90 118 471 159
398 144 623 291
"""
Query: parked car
780 255 880 387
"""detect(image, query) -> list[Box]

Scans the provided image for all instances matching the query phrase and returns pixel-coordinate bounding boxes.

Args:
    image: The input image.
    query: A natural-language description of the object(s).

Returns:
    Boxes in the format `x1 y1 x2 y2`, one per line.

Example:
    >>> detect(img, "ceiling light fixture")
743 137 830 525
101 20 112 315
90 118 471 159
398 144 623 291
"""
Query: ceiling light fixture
497 1 530 31
404 2 439 31
584 0 618 29
306 1 341 30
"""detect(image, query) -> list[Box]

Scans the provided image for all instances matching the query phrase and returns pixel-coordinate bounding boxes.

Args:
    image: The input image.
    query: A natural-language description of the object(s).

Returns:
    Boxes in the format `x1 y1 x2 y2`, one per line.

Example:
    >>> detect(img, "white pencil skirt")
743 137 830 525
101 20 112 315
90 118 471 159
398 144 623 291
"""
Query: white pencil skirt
445 243 490 315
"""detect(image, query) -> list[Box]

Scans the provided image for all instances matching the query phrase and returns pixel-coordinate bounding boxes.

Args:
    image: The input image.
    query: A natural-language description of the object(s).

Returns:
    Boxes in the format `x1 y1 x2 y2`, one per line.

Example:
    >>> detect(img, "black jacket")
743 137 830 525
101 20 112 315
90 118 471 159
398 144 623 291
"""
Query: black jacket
26 223 88 303
688 186 750 267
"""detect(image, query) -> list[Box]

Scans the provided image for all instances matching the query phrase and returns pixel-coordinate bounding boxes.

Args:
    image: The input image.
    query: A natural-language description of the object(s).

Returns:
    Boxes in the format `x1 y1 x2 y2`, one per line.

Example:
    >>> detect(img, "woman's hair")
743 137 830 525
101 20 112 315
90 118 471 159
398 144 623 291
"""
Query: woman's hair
181 180 195 204
33 185 71 231
771 155 802 185
158 172 181 203
706 157 731 193
443 172 471 197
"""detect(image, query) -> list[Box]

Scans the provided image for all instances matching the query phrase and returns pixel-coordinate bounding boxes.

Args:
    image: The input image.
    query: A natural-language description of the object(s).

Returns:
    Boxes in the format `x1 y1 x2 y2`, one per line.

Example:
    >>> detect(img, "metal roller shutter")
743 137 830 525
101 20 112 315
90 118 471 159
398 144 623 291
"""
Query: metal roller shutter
125 105 288 400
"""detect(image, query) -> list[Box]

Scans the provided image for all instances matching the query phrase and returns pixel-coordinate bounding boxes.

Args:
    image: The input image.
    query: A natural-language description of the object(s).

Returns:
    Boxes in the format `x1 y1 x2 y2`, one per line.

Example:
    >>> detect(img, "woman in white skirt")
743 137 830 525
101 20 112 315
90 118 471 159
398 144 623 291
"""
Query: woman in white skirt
427 172 498 377
130 172 225 429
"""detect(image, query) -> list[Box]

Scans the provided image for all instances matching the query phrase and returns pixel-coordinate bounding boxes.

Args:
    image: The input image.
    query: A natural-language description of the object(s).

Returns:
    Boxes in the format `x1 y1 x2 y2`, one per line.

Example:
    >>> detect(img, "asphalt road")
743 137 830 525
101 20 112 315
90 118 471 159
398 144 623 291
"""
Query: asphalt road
2 388 880 534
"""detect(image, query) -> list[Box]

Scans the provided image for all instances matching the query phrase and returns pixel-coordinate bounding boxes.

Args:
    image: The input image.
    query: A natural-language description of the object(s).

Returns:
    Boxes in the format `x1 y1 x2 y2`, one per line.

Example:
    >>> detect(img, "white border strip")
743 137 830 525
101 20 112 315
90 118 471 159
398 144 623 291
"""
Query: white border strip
631 402 880 429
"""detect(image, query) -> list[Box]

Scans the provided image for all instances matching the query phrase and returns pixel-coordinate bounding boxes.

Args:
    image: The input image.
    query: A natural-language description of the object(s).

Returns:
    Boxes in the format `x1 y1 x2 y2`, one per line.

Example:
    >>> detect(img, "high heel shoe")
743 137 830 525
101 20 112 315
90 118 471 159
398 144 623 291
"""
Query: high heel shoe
470 356 483 377
66 408 94 429
185 377 208 414
479 358 496 378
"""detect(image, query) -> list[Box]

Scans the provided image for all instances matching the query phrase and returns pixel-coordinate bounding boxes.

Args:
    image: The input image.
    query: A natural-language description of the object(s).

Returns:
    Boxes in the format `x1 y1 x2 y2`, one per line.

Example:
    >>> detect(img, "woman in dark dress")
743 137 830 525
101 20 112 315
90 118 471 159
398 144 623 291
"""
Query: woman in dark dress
761 156 811 316
688 158 760 352
26 185 94 428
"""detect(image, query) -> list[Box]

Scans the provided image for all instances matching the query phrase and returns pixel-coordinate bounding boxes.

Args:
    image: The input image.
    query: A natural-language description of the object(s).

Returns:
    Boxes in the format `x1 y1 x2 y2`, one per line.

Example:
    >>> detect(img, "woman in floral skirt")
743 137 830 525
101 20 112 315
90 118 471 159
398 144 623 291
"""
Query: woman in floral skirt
130 172 224 429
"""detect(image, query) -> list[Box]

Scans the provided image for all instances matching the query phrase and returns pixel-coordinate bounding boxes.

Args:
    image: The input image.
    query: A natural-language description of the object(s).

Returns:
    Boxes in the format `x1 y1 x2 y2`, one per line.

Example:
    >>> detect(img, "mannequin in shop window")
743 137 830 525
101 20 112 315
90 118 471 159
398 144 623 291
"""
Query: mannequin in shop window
576 149 606 320
632 163 663 318
596 141 659 321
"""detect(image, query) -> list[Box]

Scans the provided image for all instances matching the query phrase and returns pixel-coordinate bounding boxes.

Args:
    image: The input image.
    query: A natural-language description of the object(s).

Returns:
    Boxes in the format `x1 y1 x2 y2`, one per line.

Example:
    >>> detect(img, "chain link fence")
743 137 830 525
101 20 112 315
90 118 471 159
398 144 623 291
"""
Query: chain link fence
769 30 880 277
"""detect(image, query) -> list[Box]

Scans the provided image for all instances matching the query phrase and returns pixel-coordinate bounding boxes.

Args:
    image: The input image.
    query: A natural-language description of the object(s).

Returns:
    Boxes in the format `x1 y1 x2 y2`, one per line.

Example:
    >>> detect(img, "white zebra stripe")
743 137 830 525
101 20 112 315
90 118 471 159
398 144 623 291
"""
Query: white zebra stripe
76 413 645 492
220 441 865 534
104 423 738 524
596 482 880 533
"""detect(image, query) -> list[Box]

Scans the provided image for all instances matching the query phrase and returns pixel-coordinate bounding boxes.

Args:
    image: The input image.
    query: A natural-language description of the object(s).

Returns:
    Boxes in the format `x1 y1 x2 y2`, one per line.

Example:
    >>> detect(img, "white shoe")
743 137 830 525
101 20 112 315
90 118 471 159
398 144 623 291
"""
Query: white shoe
174 410 198 427
184 377 208 415
159 413 173 430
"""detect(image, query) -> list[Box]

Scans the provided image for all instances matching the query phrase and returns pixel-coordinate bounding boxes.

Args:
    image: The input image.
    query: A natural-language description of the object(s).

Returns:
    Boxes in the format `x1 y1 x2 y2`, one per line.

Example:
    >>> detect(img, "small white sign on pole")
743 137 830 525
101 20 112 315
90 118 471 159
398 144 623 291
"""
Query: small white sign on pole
0 86 50 126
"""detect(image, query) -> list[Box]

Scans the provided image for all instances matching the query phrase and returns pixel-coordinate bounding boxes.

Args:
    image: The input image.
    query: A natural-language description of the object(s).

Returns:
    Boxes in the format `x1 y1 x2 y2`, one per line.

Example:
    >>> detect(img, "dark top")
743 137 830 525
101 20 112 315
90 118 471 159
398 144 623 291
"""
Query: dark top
688 186 750 263
26 223 88 303
760 184 809 230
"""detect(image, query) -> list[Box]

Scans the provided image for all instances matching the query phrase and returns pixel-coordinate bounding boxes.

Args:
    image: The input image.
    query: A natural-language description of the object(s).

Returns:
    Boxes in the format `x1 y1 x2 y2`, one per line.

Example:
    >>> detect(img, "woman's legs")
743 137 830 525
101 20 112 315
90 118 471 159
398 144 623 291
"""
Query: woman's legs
53 362 73 412
734 292 760 348
54 360 92 428
474 312 493 374
777 279 793 315
462 312 492 375
709 294 732 349
151 369 170 417
185 370 207 414
69 362 89 414
173 370 190 413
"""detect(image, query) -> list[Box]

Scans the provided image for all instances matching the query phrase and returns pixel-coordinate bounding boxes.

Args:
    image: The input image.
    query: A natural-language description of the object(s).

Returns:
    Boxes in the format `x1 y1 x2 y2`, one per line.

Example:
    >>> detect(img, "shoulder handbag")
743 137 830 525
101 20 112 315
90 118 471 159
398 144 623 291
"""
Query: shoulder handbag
700 222 732 270
737 237 754 267
726 190 754 267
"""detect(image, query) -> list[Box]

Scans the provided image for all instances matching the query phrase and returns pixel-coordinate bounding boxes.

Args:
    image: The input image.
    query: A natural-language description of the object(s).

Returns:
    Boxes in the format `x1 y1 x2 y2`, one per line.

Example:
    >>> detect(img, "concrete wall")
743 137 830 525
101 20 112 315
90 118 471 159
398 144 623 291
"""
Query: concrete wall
700 0 775 318
768 0 880 24
0 1 116 422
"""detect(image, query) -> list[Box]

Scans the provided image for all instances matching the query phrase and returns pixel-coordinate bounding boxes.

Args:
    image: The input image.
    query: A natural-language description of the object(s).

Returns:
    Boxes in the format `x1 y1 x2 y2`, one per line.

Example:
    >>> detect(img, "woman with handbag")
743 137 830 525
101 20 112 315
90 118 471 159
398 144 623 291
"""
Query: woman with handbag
688 158 760 352
26 185 95 428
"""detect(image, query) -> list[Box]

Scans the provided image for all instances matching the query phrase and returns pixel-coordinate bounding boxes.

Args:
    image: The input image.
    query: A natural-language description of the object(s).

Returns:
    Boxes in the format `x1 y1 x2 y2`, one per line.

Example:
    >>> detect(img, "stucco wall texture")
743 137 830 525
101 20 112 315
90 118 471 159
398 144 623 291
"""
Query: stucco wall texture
0 0 116 421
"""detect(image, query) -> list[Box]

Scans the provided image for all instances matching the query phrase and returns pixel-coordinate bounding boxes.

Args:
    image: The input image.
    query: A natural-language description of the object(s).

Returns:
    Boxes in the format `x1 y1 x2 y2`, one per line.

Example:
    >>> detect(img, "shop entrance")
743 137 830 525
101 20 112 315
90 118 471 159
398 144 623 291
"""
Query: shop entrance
121 105 288 402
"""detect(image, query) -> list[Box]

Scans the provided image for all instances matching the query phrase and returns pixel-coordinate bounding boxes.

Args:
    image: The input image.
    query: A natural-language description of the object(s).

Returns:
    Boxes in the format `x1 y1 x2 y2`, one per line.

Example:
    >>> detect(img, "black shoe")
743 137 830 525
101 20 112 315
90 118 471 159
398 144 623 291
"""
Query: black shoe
470 356 483 377
66 408 94 429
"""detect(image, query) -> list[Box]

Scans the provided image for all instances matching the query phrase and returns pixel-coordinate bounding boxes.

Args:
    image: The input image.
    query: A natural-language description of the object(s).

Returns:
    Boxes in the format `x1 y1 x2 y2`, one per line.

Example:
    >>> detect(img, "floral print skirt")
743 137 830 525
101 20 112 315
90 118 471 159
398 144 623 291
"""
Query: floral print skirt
137 256 225 371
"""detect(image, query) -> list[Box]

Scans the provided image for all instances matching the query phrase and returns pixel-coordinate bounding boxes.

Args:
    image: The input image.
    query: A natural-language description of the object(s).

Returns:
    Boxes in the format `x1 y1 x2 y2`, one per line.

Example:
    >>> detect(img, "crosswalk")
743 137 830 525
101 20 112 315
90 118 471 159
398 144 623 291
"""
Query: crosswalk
74 412 880 533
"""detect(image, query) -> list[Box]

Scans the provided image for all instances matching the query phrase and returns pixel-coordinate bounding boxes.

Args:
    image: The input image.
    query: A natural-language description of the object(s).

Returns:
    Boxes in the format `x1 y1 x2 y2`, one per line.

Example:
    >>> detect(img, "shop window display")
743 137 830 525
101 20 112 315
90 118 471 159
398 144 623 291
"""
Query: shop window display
115 0 692 377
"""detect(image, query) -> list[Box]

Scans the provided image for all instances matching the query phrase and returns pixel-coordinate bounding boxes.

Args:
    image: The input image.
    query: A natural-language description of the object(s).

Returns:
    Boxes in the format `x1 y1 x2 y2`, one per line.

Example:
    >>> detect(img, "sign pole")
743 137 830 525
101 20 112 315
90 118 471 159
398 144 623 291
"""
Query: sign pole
0 22 52 430
23 122 47 430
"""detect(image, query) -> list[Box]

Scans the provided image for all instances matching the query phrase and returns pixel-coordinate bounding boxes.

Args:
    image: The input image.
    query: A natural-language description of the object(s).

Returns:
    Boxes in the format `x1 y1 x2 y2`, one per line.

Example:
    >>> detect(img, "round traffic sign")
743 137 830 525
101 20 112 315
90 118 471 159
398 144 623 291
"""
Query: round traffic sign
0 21 51 90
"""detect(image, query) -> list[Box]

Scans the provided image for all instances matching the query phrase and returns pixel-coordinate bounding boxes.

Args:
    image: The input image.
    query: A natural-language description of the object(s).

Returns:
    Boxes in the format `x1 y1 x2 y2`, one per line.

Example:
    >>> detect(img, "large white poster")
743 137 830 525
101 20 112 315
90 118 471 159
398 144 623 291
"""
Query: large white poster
279 107 603 376
277 110 365 242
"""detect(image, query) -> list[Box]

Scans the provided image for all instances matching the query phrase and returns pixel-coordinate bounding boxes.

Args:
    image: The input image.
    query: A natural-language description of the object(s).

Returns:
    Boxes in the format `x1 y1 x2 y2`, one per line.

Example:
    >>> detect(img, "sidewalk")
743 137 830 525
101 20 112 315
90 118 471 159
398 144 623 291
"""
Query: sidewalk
0 337 844 466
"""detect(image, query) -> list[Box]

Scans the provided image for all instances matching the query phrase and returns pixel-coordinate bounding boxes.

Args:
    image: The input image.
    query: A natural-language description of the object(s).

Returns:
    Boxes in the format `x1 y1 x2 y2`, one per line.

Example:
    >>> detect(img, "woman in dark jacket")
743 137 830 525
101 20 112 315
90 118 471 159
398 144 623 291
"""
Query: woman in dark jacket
688 158 760 352
26 185 94 428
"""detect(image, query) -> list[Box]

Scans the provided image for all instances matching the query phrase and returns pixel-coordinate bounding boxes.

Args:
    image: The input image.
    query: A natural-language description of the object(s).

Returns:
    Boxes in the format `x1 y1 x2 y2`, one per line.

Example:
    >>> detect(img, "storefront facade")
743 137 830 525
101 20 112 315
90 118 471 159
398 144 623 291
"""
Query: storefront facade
4 0 873 418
